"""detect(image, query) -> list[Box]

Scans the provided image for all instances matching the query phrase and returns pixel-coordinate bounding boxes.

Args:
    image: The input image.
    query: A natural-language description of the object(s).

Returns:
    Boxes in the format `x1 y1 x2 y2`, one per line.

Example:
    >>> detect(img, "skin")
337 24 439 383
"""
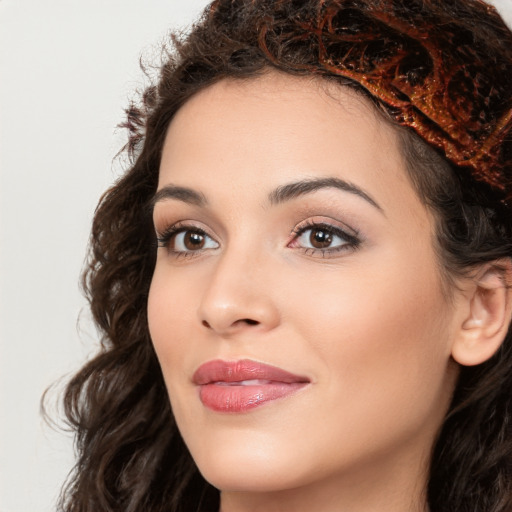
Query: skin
148 71 467 512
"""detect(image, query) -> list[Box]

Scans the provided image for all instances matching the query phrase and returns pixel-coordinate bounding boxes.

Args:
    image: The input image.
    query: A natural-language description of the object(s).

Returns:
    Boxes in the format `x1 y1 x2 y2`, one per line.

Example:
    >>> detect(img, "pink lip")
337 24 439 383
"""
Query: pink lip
193 359 310 413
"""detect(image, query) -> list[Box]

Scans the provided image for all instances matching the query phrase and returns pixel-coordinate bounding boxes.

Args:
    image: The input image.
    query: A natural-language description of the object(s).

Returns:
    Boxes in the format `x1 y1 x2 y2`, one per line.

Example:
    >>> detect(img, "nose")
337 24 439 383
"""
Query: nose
198 249 281 336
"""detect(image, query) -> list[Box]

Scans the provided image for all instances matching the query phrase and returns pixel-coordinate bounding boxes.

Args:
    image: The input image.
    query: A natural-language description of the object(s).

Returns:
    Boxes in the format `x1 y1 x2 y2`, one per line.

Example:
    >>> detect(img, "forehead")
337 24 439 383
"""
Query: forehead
158 71 422 222
165 71 385 142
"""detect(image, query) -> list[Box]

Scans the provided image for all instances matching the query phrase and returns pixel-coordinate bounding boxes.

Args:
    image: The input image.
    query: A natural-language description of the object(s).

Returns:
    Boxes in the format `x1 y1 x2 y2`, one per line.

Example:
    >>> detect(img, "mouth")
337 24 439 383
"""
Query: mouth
192 359 310 413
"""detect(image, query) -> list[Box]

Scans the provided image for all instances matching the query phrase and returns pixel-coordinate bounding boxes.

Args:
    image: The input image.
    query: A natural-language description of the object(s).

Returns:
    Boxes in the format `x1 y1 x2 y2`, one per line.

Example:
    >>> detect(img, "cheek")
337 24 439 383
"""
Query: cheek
147 267 194 371
316 265 446 355
287 253 454 427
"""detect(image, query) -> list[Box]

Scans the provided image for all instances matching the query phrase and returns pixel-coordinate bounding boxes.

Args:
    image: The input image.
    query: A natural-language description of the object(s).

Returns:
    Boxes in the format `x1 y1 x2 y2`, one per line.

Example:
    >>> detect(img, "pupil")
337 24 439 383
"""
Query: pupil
310 229 332 248
185 231 205 250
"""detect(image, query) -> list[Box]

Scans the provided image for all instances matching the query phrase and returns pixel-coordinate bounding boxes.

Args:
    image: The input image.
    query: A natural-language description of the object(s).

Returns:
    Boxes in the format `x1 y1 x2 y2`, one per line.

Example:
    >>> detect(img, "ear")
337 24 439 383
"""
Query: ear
451 259 512 366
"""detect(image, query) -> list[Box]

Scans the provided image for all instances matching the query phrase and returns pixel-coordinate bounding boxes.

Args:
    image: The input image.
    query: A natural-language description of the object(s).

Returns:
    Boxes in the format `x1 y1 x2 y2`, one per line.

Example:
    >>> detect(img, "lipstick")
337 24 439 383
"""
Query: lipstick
193 359 310 412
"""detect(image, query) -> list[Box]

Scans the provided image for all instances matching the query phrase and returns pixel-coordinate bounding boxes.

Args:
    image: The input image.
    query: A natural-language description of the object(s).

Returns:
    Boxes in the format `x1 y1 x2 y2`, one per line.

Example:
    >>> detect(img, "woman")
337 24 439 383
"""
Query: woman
59 0 512 511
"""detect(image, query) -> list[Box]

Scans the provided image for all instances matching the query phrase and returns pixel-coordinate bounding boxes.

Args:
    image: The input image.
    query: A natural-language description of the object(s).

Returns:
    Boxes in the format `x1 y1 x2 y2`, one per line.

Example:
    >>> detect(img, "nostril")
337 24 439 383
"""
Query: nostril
200 318 259 330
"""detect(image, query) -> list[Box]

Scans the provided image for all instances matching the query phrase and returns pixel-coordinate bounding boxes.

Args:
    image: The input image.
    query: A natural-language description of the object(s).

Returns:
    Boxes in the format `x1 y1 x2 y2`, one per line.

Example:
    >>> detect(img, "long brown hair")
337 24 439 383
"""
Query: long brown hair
55 1 512 511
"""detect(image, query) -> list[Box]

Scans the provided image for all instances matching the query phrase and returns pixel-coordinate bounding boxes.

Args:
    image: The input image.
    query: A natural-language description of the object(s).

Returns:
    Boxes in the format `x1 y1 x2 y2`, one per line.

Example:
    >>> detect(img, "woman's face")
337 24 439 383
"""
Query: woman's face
148 72 461 504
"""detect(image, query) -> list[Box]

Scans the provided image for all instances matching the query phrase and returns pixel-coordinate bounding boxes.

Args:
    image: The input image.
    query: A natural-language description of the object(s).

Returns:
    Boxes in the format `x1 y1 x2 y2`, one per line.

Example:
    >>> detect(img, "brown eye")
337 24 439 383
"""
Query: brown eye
291 223 357 255
182 231 205 250
309 228 333 249
168 228 219 253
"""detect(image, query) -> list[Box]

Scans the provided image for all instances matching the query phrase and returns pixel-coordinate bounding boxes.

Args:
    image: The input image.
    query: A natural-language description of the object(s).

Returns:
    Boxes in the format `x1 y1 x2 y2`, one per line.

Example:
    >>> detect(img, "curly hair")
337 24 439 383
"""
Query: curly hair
56 1 512 511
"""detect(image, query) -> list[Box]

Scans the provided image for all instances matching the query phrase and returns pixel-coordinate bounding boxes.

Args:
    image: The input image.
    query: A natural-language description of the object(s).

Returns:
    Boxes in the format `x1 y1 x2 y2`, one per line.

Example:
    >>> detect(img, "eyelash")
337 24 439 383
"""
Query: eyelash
156 220 361 259
290 220 361 257
156 222 216 260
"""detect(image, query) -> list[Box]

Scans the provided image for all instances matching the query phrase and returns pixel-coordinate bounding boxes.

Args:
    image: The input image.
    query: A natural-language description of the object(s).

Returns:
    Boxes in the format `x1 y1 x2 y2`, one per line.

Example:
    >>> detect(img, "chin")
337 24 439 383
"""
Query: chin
185 429 311 493
199 459 307 494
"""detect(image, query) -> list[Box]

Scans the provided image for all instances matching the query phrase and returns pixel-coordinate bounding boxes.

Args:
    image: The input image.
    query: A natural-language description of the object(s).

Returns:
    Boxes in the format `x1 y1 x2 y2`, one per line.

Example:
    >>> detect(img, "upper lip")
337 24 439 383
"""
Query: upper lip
192 359 310 385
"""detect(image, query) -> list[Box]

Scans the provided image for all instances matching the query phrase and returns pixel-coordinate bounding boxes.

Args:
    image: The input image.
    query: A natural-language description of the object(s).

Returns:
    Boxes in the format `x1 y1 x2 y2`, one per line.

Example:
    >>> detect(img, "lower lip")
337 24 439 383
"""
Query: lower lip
198 382 307 412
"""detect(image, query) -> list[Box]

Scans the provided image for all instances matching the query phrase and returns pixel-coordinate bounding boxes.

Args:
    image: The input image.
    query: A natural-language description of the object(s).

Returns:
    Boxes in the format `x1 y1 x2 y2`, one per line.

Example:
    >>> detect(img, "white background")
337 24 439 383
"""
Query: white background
1 1 511 511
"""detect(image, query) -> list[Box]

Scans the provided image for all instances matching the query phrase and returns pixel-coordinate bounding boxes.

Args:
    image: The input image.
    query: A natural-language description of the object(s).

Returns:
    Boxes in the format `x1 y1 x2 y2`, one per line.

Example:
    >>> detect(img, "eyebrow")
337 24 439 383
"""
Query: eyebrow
152 185 207 208
268 177 383 212
152 177 383 212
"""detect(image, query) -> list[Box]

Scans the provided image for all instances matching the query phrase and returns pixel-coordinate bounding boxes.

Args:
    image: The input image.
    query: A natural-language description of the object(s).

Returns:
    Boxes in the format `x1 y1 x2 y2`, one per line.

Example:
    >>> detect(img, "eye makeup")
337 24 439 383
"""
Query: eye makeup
155 214 362 260
288 218 361 258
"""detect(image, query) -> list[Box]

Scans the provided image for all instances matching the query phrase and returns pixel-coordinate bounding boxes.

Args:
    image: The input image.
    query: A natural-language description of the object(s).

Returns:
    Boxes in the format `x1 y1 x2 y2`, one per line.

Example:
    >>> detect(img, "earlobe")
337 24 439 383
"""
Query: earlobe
451 260 512 367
